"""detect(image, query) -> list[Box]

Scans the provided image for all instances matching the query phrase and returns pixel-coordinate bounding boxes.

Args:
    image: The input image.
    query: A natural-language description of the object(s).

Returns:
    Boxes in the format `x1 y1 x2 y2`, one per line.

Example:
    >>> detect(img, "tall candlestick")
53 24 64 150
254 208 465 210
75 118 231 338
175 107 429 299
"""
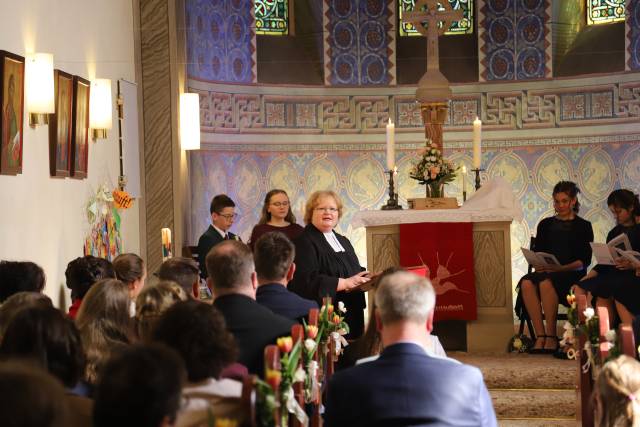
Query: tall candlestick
386 118 395 171
472 117 482 169
461 165 467 202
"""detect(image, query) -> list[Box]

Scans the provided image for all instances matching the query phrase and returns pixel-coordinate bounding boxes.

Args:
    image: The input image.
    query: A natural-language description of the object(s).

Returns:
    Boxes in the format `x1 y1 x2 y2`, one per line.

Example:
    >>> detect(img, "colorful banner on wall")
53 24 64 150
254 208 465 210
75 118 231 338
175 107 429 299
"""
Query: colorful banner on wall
399 222 476 321
83 184 123 261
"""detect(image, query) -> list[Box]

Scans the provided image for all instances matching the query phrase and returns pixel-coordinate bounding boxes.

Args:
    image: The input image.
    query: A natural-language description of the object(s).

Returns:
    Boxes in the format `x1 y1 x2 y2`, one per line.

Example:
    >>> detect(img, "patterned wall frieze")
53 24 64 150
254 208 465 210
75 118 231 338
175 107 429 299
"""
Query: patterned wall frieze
478 0 552 81
628 0 640 71
188 73 640 134
323 0 396 86
185 0 257 83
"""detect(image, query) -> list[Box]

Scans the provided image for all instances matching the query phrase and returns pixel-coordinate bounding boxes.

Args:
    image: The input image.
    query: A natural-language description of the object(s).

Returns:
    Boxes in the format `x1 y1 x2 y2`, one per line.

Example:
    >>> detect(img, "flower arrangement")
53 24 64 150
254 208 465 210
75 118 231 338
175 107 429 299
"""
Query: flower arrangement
409 139 457 198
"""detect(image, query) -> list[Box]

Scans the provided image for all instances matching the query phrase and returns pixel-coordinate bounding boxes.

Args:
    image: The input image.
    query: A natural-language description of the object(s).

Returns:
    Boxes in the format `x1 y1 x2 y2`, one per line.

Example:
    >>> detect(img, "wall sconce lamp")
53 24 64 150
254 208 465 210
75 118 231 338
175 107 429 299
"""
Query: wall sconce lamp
89 78 113 140
179 92 200 150
25 53 55 127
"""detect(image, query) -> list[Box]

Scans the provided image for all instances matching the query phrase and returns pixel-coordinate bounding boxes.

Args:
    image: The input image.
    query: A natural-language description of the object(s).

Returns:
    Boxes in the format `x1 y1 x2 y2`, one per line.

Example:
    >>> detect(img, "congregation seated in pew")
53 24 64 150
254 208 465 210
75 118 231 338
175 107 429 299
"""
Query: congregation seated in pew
206 239 294 374
0 260 45 303
135 280 188 341
253 231 318 322
65 256 116 319
325 270 497 427
157 257 201 299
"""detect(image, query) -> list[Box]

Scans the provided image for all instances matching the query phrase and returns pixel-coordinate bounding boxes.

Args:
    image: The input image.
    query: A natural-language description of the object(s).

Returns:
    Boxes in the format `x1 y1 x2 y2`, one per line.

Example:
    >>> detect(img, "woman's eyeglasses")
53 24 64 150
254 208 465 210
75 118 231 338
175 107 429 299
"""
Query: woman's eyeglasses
314 207 338 213
270 201 289 207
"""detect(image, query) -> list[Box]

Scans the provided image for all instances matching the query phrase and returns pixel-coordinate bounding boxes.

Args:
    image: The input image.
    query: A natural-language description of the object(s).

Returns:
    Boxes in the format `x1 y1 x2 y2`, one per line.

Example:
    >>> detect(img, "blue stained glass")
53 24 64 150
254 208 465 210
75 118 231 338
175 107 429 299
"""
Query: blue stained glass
400 0 474 36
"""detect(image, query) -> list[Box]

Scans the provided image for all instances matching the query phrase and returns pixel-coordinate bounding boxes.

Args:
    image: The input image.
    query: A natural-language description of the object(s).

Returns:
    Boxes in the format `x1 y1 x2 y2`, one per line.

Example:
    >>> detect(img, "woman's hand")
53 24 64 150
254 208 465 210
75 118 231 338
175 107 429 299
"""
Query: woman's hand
615 258 634 271
337 271 370 292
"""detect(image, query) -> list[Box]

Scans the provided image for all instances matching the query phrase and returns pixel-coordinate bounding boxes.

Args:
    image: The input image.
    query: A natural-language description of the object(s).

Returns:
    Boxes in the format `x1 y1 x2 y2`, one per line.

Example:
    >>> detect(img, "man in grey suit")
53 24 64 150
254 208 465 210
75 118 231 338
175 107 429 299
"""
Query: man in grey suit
324 270 497 427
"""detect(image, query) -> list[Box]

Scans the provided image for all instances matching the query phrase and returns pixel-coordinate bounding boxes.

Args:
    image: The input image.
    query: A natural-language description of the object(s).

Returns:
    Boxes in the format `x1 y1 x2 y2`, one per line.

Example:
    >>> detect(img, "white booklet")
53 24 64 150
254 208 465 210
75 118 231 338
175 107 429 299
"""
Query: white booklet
614 248 640 268
521 248 561 267
591 234 633 266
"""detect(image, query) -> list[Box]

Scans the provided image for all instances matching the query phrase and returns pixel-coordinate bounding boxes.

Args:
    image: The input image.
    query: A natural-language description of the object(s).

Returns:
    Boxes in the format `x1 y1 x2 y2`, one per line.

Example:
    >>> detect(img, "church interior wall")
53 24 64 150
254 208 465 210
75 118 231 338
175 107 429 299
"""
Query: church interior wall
0 0 140 306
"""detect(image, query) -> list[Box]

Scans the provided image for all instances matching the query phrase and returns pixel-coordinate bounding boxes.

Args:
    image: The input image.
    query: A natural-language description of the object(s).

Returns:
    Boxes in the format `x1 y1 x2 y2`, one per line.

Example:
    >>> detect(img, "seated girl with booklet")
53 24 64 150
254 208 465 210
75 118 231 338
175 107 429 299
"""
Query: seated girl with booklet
575 189 640 325
520 181 593 354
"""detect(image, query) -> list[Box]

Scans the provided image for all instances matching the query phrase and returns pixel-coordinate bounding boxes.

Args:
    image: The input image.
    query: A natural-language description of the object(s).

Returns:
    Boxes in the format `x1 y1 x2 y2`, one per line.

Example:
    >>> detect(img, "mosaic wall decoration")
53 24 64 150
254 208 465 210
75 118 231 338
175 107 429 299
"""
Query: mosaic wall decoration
189 140 640 303
255 0 289 35
189 76 640 133
628 0 640 70
399 0 474 36
185 0 257 83
323 0 396 85
588 0 626 25
478 0 552 81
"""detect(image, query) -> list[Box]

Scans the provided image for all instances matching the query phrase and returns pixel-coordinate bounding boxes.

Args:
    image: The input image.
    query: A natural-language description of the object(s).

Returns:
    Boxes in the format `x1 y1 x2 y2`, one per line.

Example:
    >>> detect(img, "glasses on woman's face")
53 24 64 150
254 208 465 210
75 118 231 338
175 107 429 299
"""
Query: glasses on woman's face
270 201 289 207
314 207 338 213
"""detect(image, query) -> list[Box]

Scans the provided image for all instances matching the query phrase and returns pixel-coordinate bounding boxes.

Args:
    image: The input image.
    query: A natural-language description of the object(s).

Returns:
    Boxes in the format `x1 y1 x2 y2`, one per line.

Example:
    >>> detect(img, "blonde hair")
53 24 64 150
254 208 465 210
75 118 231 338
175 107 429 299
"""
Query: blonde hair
135 280 188 341
303 190 343 225
595 355 640 427
75 279 133 384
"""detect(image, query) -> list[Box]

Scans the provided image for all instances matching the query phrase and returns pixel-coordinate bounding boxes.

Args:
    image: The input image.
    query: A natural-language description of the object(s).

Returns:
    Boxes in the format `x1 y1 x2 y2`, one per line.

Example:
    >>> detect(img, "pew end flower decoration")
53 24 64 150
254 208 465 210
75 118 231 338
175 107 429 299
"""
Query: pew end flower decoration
409 140 458 198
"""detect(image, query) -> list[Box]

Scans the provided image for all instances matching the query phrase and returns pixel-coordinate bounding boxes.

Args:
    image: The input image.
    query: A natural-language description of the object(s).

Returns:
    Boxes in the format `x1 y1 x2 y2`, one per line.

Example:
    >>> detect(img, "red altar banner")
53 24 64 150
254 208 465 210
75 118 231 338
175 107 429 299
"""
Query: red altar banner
399 222 477 321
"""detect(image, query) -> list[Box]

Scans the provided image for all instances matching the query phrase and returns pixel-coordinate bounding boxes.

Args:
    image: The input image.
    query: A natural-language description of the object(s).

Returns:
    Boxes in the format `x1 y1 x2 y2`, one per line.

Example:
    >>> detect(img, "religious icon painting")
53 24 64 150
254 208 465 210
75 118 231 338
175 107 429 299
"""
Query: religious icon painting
71 75 90 179
0 50 25 176
49 70 73 177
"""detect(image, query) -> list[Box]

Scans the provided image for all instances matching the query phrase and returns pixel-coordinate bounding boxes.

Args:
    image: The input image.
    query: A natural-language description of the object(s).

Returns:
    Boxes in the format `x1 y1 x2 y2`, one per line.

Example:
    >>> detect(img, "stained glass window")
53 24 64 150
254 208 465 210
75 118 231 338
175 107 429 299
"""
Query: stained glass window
400 0 473 36
256 0 289 35
587 0 625 25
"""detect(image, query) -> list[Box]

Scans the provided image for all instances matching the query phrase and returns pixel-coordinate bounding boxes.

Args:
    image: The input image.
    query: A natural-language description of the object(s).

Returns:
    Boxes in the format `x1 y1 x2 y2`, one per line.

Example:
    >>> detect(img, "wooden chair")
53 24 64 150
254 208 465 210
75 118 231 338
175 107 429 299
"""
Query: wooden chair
597 306 611 360
264 345 281 427
307 307 322 427
618 324 637 358
241 375 257 427
291 324 305 427
576 294 594 427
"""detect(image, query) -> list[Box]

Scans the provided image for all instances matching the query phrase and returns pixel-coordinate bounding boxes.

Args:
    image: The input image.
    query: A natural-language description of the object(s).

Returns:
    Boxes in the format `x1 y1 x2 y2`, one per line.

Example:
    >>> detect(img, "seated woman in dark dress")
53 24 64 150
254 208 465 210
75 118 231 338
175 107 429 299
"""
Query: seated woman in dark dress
521 181 593 353
289 190 370 338
576 189 640 325
248 189 304 251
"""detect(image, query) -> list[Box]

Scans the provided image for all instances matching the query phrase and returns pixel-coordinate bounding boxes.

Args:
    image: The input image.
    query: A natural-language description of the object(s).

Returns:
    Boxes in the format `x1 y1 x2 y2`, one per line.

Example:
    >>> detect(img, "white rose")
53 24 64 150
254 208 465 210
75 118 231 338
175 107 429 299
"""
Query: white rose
338 301 347 313
294 366 306 382
605 329 617 343
429 156 436 162
584 307 595 320
304 338 316 352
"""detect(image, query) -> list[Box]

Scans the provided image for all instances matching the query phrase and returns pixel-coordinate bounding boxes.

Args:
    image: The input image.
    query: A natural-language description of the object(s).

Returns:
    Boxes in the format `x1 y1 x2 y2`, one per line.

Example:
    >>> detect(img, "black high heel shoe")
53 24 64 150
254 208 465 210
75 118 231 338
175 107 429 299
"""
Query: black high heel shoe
529 335 548 354
542 335 559 355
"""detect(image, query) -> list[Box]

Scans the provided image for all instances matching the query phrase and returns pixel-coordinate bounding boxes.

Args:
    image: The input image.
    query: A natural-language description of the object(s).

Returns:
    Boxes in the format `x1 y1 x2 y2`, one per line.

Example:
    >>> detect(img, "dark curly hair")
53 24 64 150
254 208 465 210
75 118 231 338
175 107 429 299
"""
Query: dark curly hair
0 306 85 388
65 256 115 300
553 181 581 213
607 189 640 217
0 261 46 303
152 300 237 382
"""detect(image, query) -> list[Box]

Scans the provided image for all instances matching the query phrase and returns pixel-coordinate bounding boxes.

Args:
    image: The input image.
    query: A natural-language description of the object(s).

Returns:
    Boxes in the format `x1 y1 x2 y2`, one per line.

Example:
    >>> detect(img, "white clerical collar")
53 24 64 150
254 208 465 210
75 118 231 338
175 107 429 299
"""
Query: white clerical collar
212 224 227 239
323 231 345 252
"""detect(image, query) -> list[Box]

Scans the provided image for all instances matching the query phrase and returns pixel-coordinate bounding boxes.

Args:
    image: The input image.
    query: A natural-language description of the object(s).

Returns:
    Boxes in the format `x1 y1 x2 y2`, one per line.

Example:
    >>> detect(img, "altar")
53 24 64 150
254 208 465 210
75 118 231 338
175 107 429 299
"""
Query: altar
353 180 522 353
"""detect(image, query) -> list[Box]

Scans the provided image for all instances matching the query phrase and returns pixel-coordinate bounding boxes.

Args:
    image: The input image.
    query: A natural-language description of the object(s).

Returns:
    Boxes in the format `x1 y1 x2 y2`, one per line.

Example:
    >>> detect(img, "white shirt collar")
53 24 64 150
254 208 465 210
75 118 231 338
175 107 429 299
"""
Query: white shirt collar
212 224 227 239
323 231 345 252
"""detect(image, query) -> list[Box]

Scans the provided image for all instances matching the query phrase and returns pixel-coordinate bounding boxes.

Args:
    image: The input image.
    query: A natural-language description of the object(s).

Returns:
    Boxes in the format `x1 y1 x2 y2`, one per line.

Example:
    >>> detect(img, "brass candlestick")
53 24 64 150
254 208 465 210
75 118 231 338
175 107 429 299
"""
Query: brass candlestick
381 169 402 210
471 168 484 190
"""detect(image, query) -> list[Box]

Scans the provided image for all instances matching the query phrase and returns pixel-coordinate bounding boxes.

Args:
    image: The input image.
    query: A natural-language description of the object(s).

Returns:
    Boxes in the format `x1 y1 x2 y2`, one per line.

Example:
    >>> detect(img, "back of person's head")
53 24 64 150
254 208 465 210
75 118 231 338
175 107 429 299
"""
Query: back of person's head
152 300 237 382
210 194 236 215
553 181 581 213
0 305 85 388
135 281 188 341
607 189 640 218
65 256 115 300
0 260 46 303
0 361 69 427
113 253 145 284
157 257 199 296
0 292 52 339
75 278 133 384
376 270 435 326
205 240 254 291
595 355 640 427
254 232 295 282
93 344 185 427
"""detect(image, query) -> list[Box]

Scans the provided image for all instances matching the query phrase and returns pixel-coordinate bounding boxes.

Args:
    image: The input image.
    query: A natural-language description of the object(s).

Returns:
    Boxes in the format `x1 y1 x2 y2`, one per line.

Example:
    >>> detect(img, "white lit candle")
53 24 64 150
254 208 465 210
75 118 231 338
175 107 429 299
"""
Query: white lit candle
472 117 482 169
461 165 467 192
386 118 395 171
161 228 172 261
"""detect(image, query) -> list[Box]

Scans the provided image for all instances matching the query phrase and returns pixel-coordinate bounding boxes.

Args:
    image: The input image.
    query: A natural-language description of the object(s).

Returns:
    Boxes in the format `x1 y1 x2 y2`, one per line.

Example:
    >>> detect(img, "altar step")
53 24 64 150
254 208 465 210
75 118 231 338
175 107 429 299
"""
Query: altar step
450 353 577 425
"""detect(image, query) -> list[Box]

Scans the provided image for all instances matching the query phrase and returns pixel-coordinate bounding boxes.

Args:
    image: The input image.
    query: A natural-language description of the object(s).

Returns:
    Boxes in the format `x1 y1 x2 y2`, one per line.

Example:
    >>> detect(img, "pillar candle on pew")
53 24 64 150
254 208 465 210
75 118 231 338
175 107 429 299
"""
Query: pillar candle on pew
161 228 172 261
472 117 482 169
386 118 395 171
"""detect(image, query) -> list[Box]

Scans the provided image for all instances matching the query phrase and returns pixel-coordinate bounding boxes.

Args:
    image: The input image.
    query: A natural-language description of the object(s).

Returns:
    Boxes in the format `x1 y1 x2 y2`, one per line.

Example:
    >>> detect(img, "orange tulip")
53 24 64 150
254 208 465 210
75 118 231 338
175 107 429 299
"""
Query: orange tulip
327 304 334 316
306 325 318 339
265 368 281 391
332 314 341 325
277 336 293 353
566 294 576 305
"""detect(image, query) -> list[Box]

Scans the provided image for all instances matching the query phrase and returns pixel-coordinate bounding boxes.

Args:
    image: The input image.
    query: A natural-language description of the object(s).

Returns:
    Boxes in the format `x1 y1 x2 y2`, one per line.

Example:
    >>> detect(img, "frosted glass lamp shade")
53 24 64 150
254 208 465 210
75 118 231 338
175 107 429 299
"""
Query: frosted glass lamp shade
25 53 54 115
180 93 200 150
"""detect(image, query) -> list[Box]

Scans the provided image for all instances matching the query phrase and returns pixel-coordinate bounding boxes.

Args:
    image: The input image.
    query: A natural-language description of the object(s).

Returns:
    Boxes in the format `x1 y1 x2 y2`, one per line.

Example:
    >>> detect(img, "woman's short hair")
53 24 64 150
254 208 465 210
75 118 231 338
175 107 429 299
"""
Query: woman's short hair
152 300 237 382
553 181 581 213
135 281 188 341
75 278 133 384
0 292 52 339
65 256 115 301
258 189 297 225
112 253 145 284
303 190 344 225
607 189 640 218
0 261 46 303
0 306 85 388
595 355 640 427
